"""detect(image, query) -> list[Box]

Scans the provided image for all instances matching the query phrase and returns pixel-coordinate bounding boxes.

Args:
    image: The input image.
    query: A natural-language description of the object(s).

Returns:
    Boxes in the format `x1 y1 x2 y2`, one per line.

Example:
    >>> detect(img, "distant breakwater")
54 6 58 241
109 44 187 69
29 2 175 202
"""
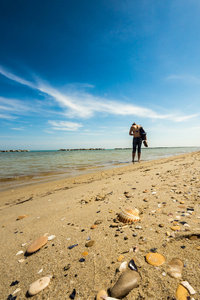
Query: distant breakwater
0 150 29 152
58 148 105 151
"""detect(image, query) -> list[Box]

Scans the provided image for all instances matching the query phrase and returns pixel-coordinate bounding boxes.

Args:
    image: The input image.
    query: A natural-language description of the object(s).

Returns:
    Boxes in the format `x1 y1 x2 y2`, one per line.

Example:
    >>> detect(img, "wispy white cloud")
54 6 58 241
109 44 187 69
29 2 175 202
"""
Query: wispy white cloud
175 114 199 122
48 120 83 131
0 66 198 123
0 113 16 120
166 74 200 84
0 97 33 120
11 127 24 131
0 66 35 89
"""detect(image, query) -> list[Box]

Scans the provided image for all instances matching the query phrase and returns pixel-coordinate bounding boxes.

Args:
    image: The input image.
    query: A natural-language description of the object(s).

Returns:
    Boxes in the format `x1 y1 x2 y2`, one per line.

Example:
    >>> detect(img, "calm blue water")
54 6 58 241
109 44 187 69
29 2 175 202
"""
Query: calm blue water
0 147 200 188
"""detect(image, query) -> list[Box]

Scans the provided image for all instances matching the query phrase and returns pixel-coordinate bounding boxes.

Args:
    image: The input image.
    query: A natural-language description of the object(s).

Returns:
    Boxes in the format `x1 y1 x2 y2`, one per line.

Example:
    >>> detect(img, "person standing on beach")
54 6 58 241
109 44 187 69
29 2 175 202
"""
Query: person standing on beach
129 122 143 163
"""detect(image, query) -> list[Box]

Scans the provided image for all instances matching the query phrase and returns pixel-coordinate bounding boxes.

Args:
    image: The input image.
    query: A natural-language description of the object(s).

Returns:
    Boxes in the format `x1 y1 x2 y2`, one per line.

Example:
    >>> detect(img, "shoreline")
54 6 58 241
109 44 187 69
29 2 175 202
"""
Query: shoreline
1 150 200 193
0 151 200 299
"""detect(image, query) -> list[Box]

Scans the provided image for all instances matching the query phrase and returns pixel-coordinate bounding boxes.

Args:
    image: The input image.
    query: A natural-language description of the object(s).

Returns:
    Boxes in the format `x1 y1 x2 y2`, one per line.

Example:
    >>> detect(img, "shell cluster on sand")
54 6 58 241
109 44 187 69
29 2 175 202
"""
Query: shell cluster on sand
118 207 140 223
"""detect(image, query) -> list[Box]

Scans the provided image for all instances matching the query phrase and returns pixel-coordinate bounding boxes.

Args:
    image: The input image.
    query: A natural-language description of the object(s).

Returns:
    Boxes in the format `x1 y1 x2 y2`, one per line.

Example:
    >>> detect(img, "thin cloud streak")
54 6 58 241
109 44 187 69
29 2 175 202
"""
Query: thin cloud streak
166 74 200 84
48 120 83 131
0 66 197 123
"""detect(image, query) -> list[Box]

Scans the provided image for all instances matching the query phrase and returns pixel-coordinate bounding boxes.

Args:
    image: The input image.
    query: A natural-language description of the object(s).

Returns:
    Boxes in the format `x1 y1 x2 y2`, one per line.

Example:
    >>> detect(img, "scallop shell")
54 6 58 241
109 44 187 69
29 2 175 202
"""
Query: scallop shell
118 208 140 223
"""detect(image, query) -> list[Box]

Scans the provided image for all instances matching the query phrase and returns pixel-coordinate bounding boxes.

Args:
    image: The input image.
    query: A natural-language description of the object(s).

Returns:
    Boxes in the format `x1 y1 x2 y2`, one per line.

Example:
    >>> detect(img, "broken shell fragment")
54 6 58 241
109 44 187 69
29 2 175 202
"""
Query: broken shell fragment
28 276 51 296
176 284 189 300
47 235 55 241
118 208 140 224
118 261 127 272
27 236 48 254
181 281 196 295
16 215 29 220
128 259 138 272
110 269 140 298
167 258 183 279
96 290 108 300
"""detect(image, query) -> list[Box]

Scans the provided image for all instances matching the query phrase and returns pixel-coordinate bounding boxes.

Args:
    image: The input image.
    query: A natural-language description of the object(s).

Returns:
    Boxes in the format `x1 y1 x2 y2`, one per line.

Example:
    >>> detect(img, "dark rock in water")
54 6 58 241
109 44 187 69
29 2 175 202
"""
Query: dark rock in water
110 269 140 298
69 289 76 299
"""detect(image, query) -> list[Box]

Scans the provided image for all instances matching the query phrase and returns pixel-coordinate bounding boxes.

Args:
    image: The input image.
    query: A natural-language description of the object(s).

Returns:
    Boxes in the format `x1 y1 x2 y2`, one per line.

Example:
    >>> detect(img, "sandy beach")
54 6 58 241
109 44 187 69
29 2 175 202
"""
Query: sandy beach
0 151 200 299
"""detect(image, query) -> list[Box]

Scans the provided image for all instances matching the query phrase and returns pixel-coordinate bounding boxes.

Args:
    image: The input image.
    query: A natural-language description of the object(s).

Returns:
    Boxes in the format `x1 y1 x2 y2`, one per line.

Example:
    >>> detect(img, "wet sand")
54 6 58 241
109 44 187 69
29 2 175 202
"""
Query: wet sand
0 152 200 299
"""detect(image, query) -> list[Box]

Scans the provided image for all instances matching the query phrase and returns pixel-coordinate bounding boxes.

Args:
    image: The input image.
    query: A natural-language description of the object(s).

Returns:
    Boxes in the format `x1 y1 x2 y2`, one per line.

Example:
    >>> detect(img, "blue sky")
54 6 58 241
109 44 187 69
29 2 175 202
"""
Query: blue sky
0 0 200 150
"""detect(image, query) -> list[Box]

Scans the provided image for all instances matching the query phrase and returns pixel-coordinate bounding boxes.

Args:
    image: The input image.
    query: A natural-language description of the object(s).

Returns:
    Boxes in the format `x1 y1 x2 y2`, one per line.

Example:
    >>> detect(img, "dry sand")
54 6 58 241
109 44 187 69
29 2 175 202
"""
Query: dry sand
0 152 200 299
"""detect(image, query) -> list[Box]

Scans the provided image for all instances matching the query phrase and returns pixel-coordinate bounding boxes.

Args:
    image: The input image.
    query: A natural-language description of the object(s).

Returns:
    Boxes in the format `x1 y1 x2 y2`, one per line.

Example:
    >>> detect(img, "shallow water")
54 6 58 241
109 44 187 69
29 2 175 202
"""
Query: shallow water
0 147 199 190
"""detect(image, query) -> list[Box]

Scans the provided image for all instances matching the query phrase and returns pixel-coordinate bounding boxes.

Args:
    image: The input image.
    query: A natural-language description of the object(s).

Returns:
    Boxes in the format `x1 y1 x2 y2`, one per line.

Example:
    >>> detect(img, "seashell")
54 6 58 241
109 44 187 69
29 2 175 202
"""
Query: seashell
128 259 138 272
118 208 140 224
12 288 21 295
16 215 29 220
16 250 23 255
118 261 127 272
110 269 140 298
181 281 196 295
27 236 48 254
167 258 183 279
96 289 107 300
176 284 189 300
47 235 55 241
28 276 51 296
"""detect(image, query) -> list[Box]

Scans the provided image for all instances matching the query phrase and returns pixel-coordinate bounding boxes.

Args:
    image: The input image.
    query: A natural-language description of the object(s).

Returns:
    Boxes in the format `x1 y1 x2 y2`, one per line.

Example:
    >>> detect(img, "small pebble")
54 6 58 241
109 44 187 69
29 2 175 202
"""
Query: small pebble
68 244 78 249
171 225 180 231
81 251 88 256
146 252 165 266
85 240 95 247
27 236 48 254
79 258 85 262
117 255 124 262
69 289 76 299
28 276 51 296
90 224 98 229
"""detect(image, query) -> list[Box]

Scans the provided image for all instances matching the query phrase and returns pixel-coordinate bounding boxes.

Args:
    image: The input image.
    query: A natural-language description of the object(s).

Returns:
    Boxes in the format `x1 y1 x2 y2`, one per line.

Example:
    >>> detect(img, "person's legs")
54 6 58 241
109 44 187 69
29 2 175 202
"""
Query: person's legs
137 138 142 162
132 138 137 163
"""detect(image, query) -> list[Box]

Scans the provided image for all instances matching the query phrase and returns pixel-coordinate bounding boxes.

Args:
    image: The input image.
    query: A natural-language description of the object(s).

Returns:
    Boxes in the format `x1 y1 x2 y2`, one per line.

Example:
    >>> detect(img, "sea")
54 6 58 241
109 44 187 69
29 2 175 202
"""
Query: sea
0 147 200 191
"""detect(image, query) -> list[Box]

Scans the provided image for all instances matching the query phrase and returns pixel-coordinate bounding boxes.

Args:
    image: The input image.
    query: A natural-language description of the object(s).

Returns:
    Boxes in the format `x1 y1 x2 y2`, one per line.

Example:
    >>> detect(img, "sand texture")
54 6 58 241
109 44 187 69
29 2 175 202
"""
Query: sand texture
0 152 200 299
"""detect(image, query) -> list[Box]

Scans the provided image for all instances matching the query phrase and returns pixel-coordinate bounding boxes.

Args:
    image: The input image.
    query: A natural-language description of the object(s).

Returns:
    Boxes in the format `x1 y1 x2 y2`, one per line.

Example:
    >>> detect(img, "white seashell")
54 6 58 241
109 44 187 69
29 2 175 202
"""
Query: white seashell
107 297 120 300
28 276 51 296
38 268 43 274
16 250 23 255
18 259 25 263
48 235 56 241
21 243 27 247
119 261 127 272
118 208 140 223
12 288 21 295
181 281 196 295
